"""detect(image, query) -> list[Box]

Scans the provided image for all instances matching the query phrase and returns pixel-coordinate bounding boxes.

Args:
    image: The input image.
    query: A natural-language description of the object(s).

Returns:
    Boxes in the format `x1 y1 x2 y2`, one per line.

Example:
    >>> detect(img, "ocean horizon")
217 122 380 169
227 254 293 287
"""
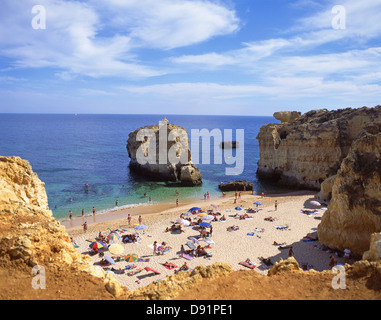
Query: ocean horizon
0 113 280 220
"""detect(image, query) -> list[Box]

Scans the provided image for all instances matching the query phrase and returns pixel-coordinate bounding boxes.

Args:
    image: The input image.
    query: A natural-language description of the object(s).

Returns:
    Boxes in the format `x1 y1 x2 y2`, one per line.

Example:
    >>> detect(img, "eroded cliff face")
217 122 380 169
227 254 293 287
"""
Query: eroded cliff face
256 106 381 190
127 118 202 186
317 124 381 256
0 156 128 299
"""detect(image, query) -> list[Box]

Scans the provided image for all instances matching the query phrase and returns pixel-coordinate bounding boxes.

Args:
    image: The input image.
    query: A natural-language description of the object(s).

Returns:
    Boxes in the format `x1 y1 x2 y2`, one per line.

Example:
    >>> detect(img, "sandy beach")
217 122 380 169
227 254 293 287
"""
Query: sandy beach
64 191 349 291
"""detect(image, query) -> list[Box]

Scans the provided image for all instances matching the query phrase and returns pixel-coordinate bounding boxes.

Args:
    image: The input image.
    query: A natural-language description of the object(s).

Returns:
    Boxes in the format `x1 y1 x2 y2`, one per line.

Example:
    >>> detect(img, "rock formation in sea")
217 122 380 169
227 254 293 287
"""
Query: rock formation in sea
317 123 381 256
126 118 202 186
256 106 381 190
218 180 253 191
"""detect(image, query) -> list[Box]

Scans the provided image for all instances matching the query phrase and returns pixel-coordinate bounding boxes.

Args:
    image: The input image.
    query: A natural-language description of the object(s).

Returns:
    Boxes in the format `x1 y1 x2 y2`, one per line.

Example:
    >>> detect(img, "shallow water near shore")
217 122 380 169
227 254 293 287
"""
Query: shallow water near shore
0 113 280 220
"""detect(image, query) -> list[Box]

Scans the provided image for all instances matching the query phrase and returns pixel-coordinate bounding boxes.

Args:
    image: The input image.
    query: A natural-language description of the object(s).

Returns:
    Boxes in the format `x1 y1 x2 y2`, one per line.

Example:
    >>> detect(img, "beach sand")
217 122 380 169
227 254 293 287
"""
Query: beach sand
64 191 346 292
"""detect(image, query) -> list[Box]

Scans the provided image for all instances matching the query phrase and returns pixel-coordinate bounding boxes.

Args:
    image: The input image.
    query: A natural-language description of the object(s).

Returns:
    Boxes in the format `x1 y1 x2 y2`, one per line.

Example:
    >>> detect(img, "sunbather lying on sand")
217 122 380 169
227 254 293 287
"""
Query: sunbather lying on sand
264 216 275 222
258 256 273 266
273 241 286 246
227 225 239 232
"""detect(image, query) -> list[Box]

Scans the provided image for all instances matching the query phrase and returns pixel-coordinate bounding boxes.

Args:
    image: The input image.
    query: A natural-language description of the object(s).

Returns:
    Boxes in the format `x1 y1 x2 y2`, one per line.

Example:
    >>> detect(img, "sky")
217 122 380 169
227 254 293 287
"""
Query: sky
0 0 380 116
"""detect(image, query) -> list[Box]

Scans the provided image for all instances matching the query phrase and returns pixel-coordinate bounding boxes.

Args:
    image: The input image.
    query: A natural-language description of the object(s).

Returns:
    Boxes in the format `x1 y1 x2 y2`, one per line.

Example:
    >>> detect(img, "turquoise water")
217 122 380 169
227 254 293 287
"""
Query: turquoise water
0 113 278 220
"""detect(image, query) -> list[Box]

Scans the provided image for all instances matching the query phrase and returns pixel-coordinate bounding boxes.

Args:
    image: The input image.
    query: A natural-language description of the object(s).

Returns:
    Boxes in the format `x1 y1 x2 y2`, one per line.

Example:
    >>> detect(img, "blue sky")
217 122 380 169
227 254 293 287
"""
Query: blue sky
0 0 380 116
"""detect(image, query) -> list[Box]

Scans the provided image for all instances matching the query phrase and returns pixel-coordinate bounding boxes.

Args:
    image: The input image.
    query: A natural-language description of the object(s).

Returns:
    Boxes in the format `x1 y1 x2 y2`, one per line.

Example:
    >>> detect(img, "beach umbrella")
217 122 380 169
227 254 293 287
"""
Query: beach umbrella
253 201 263 205
125 253 138 262
89 241 106 250
134 224 148 230
189 207 201 212
107 233 120 242
235 206 242 210
310 201 321 206
108 243 124 255
200 215 214 221
104 256 115 265
200 222 211 227
198 212 207 217
182 212 193 217
177 219 190 226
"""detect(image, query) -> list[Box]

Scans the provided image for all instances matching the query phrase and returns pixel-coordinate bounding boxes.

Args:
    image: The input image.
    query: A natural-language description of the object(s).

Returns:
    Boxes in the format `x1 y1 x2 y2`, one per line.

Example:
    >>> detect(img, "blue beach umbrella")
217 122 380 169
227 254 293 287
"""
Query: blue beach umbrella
254 202 263 205
200 222 211 227
134 224 148 230
235 206 242 210
189 207 201 212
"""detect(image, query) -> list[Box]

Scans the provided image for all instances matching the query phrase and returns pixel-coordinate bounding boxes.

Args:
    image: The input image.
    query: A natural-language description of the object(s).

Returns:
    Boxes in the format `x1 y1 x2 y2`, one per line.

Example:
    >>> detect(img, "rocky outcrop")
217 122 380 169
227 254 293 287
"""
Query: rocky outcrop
218 180 253 191
363 233 381 261
127 118 202 186
0 156 128 298
273 111 301 123
317 123 381 256
256 106 381 190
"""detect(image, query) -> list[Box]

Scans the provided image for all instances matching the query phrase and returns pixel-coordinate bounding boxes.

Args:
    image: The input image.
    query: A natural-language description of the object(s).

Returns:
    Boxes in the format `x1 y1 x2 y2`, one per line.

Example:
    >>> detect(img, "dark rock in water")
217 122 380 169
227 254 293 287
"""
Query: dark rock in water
218 180 253 191
220 141 239 149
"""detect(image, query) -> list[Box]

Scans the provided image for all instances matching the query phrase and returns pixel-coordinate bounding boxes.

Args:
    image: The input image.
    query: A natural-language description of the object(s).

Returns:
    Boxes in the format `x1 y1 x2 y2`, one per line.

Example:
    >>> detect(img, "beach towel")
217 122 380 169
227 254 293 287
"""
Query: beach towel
137 258 150 262
239 261 256 269
144 267 161 274
125 264 136 270
180 253 194 260
246 232 255 236
161 262 178 270
186 241 196 249
189 237 200 244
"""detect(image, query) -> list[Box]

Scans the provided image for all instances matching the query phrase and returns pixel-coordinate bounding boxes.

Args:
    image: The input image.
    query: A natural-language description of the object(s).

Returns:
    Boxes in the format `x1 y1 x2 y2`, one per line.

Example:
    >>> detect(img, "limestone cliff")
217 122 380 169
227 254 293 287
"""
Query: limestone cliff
0 156 129 299
127 118 202 186
256 106 381 190
317 123 381 256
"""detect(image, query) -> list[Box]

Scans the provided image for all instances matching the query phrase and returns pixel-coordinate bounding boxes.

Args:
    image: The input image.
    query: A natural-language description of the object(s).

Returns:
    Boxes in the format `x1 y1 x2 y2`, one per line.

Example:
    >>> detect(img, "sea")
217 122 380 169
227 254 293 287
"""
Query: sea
0 113 280 221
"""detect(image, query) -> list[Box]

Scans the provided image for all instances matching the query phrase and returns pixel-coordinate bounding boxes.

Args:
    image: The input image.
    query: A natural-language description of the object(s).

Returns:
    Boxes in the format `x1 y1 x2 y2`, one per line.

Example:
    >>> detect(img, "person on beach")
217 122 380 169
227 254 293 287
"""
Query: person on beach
149 197 151 203
69 210 72 219
82 209 84 217
329 255 337 268
344 248 351 263
274 200 278 211
82 221 87 232
176 198 178 207
115 200 118 206
153 241 157 255
288 247 294 257
138 215 142 224
180 244 185 257
127 214 131 226
93 207 95 215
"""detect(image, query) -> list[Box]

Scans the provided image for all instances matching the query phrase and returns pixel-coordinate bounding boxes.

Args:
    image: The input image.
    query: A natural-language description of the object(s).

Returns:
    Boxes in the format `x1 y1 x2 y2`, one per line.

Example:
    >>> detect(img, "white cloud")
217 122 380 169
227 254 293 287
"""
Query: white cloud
1 0 238 79
99 0 240 49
